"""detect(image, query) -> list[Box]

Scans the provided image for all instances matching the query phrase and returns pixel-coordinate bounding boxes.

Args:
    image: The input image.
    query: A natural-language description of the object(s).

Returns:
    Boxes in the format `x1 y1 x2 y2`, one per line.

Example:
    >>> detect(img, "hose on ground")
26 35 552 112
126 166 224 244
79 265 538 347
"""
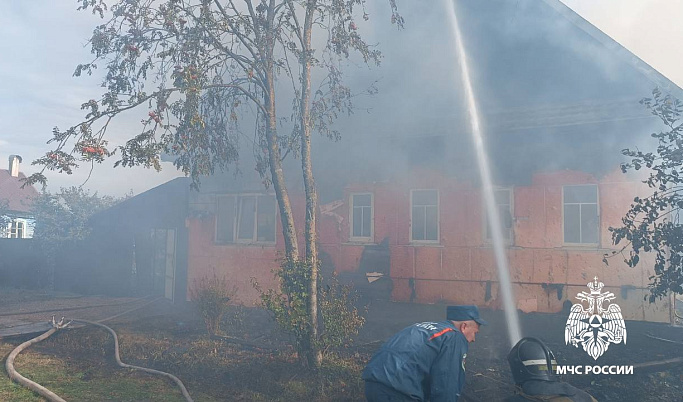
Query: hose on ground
73 319 194 402
4 297 193 402
5 327 66 402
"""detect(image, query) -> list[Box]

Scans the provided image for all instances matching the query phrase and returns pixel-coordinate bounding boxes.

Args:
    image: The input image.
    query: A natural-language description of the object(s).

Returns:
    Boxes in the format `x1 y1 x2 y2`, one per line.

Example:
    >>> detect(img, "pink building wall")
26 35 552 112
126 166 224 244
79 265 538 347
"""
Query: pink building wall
188 168 672 322
318 169 671 322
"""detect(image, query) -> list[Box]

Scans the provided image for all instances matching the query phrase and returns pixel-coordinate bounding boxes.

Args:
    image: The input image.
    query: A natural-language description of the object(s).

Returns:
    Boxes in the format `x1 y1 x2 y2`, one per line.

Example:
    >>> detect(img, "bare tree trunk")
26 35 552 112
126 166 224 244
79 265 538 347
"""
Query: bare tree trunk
265 89 299 261
265 3 299 261
301 0 322 368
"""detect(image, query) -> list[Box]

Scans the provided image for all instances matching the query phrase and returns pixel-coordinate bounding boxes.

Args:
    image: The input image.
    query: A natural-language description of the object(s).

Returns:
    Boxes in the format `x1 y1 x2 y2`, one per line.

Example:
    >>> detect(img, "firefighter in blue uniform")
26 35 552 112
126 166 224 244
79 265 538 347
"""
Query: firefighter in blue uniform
362 305 486 402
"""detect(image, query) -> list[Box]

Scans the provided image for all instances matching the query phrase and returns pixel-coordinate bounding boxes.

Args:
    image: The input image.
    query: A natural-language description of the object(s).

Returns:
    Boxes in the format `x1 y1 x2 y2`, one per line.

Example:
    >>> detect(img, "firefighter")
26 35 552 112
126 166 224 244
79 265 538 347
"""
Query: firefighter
362 305 486 401
506 337 598 402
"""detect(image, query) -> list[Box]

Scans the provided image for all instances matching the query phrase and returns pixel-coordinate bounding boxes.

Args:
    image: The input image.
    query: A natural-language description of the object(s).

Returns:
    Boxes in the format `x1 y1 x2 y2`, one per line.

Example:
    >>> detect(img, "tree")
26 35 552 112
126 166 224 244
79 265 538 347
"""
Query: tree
31 186 123 288
27 0 400 367
285 0 401 366
32 186 122 242
610 88 683 300
0 199 11 237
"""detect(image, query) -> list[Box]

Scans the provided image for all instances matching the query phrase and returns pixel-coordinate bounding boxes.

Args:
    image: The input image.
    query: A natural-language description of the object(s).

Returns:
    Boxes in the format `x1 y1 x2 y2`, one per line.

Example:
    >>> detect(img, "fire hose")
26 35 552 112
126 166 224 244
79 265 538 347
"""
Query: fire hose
5 322 66 402
72 319 194 402
4 298 194 402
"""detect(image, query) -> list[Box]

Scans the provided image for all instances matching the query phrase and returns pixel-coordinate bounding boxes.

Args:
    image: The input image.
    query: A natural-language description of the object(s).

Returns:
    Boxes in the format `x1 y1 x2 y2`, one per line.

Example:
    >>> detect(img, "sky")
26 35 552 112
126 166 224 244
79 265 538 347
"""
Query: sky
560 0 683 90
0 0 682 198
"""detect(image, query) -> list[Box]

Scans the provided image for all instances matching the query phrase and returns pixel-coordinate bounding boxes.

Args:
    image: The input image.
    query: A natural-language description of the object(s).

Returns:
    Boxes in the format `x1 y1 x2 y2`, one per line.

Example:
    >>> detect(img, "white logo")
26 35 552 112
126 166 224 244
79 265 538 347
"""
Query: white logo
565 277 627 360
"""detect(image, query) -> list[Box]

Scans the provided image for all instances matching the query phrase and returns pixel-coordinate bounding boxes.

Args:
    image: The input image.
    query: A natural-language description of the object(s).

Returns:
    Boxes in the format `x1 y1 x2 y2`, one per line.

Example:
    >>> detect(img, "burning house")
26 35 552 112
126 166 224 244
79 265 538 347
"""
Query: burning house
178 0 682 323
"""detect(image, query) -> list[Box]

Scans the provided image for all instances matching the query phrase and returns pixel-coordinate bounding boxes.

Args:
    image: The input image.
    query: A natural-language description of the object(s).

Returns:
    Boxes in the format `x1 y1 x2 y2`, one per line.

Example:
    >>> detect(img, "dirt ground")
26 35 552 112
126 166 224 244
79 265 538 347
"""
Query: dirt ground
1 289 682 401
356 300 683 402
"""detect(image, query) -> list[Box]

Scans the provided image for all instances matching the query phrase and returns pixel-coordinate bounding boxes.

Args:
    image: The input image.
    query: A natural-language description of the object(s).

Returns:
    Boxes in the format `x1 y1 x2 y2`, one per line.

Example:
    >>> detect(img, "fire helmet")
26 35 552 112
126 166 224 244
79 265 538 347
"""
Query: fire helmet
507 337 559 385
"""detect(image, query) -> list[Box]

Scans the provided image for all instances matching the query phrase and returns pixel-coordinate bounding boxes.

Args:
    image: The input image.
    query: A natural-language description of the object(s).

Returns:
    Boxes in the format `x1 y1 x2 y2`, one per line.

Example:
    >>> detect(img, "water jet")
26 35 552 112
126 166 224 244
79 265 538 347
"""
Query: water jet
445 0 522 348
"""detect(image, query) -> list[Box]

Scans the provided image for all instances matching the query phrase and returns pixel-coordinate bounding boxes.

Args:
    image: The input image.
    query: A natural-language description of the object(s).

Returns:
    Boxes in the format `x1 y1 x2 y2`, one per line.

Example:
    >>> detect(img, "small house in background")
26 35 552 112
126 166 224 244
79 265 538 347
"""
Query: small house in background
0 155 38 238
0 154 43 288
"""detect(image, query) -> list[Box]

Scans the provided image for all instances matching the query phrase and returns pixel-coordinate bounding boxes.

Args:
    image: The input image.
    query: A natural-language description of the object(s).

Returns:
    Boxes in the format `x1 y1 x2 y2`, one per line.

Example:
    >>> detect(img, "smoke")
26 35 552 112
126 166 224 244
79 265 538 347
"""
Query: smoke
308 0 671 190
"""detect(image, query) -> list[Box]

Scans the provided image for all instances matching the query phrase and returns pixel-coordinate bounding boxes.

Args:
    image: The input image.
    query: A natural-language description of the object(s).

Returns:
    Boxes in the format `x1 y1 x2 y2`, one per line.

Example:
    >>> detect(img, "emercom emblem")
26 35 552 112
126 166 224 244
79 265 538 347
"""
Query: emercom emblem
565 277 627 360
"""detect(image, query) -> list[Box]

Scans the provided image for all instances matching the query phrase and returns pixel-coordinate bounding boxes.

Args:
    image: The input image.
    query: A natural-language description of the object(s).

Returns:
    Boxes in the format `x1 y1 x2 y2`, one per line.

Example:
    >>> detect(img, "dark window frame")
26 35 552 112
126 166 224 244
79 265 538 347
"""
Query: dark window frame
215 194 277 245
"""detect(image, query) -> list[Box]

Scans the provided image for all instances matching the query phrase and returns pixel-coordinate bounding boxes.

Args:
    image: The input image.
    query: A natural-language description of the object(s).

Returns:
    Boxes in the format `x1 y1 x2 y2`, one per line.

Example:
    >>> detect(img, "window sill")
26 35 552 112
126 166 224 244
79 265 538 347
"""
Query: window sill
561 243 600 250
482 241 514 247
214 242 277 248
345 239 374 245
408 242 443 248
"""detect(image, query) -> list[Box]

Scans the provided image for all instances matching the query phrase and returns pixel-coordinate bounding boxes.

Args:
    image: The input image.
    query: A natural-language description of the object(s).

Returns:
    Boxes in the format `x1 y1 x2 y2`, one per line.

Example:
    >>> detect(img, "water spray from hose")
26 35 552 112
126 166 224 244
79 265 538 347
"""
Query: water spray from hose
445 0 522 347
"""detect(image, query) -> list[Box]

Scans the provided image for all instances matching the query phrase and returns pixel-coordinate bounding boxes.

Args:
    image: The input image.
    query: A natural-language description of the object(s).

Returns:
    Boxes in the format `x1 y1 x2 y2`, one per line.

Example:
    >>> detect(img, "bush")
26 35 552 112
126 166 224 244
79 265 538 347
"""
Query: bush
190 273 236 336
318 274 365 356
253 258 365 362
253 258 311 356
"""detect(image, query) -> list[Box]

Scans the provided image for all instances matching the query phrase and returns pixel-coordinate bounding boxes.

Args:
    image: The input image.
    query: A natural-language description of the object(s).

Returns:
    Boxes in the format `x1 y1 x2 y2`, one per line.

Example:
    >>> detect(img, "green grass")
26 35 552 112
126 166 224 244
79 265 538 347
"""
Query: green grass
0 306 368 402
1 341 219 402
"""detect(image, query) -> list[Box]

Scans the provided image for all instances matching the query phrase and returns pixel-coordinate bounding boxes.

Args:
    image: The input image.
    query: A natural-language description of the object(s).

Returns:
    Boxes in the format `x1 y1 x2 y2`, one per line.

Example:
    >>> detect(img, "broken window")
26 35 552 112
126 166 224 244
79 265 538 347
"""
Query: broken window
411 189 439 242
350 193 373 241
216 194 276 244
563 185 598 244
485 188 513 243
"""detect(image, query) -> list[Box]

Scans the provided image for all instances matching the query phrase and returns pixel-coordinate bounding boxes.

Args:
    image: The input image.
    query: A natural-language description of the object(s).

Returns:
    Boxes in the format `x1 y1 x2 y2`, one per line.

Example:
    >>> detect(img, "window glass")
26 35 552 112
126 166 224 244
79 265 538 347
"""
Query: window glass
563 185 598 244
257 196 276 242
237 196 256 241
216 197 235 243
412 205 426 240
351 194 373 239
425 206 438 240
411 190 438 241
564 204 581 243
354 194 371 207
217 195 276 244
581 203 599 244
361 205 372 237
352 206 364 237
9 220 26 239
486 189 513 241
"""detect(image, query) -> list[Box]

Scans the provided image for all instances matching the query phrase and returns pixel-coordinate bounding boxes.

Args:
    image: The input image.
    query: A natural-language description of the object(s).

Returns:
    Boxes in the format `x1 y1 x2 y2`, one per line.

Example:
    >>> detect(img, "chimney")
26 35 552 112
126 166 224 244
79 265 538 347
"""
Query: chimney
9 155 22 177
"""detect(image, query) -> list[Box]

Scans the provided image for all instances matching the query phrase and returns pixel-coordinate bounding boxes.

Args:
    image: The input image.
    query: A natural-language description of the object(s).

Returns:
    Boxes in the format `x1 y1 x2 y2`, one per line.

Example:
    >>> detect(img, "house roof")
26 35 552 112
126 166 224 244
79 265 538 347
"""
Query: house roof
542 0 683 100
197 0 683 195
310 0 683 186
0 169 39 213
89 177 190 229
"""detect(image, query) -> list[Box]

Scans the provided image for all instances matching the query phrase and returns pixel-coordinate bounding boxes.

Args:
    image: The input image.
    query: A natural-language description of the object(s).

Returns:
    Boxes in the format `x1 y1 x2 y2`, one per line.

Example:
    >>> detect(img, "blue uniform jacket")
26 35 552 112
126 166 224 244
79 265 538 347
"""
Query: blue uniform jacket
362 321 468 402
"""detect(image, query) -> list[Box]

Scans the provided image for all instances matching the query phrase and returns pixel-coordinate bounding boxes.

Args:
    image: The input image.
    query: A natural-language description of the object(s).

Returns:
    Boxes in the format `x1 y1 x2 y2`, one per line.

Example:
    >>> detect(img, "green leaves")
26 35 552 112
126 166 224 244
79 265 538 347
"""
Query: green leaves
190 273 237 335
31 186 123 244
613 89 683 299
254 258 365 364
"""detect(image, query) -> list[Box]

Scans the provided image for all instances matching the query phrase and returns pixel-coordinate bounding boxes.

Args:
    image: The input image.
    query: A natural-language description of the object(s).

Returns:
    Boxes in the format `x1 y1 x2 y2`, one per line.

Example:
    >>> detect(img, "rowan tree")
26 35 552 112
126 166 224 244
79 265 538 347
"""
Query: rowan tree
27 0 401 367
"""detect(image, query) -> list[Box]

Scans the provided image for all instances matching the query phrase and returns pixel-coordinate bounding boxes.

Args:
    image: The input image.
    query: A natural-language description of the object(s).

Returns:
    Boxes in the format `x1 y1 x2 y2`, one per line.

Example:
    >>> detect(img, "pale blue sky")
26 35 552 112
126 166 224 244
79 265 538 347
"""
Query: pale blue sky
0 1 681 197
